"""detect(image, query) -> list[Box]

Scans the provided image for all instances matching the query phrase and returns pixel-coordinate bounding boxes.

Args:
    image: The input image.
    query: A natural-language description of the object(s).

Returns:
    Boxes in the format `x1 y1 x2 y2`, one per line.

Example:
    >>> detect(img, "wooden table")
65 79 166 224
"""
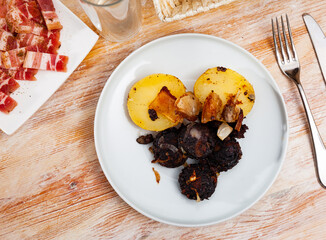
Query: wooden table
1 0 326 238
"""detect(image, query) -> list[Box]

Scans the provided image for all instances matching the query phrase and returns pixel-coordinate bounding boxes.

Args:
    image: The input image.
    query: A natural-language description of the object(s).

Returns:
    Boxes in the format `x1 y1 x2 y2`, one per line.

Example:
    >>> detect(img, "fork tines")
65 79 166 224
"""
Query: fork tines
272 15 298 64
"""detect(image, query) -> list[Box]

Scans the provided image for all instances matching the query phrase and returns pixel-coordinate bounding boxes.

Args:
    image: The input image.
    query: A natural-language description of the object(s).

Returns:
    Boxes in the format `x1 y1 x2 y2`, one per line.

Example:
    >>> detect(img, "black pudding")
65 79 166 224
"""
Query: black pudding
178 164 218 201
152 127 187 168
179 123 217 159
207 138 242 172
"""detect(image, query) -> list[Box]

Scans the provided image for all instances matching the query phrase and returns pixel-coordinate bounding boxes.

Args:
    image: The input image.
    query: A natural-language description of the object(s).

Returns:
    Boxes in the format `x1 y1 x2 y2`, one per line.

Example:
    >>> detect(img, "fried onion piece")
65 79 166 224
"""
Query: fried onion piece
149 86 182 123
234 108 244 131
217 122 233 141
222 91 240 123
152 167 160 184
201 92 223 124
175 92 201 121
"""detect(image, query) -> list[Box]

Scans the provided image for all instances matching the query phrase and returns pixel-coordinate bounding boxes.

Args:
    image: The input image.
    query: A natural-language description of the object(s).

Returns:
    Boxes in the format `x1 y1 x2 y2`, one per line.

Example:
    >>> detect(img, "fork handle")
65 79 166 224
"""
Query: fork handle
297 83 326 187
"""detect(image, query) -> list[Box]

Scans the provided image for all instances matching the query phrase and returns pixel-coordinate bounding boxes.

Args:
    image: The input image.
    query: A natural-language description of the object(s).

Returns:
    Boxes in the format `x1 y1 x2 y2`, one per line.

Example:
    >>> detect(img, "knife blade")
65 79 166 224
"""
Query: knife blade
303 13 326 85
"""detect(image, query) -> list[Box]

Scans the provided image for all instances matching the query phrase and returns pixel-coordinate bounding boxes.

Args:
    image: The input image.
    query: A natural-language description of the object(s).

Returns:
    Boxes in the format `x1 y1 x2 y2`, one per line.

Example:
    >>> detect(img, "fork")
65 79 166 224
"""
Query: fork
272 15 326 188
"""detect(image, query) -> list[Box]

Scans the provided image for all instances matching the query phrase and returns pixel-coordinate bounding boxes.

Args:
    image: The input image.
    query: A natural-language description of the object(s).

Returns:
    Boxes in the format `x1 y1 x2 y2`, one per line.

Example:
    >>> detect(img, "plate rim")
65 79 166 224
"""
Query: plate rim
94 33 289 227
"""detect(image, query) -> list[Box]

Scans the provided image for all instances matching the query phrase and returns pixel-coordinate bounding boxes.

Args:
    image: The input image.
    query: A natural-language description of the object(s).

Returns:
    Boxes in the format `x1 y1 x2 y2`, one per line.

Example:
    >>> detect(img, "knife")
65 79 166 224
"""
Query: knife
303 13 326 85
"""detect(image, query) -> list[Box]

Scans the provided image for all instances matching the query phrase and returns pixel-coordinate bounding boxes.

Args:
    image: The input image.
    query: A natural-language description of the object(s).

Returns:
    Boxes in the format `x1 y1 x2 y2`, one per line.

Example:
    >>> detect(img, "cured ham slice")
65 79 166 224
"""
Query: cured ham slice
16 28 61 52
0 18 8 31
36 0 62 30
0 91 17 113
18 30 60 54
6 5 47 35
17 1 44 24
41 29 60 54
0 0 7 18
0 77 20 94
8 0 30 6
20 22 46 35
0 29 17 51
0 30 11 51
11 67 37 80
1 67 38 80
0 18 14 33
0 69 9 80
32 29 61 53
23 51 68 72
17 33 44 47
1 47 27 69
0 18 6 27
8 0 43 21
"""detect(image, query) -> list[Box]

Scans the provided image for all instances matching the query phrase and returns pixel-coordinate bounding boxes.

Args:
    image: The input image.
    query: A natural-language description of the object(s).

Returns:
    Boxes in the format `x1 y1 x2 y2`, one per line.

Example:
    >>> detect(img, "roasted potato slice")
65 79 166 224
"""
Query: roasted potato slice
127 74 186 131
194 67 255 122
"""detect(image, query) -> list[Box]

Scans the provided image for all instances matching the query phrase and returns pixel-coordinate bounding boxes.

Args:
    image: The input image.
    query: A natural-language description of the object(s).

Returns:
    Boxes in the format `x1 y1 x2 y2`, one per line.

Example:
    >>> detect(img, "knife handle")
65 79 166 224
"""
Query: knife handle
297 83 326 187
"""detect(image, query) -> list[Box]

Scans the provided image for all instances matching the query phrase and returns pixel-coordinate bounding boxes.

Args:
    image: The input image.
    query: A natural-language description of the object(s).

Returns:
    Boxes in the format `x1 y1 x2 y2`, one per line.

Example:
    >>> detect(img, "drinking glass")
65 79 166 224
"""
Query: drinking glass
80 0 142 42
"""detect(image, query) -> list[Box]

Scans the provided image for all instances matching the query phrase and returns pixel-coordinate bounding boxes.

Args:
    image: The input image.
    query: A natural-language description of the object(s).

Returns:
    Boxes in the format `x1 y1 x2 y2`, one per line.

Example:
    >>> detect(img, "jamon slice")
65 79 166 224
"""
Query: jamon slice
17 33 45 48
0 77 20 94
8 0 30 6
0 30 11 51
0 91 17 113
36 0 62 30
0 18 8 31
18 30 61 54
6 6 47 35
0 0 7 18
0 29 17 51
17 1 44 24
42 29 61 54
0 69 9 80
0 70 20 94
11 67 37 80
0 18 14 33
1 47 27 69
2 67 38 80
21 22 46 35
0 18 5 27
23 51 68 72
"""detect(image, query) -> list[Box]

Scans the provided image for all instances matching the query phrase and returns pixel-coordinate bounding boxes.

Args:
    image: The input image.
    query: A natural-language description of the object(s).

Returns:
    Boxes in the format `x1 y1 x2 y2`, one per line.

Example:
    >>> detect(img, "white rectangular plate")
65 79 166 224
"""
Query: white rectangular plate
0 0 99 135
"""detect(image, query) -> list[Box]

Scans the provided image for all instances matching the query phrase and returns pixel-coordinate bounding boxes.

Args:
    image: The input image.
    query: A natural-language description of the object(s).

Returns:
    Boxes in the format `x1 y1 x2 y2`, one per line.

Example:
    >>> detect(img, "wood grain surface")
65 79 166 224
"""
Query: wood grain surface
1 0 326 239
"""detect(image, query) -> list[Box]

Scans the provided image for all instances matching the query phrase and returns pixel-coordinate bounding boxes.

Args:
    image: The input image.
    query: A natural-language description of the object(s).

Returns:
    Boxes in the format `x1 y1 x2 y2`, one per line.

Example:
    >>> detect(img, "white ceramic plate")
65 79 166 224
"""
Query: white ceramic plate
94 34 288 227
0 0 99 135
